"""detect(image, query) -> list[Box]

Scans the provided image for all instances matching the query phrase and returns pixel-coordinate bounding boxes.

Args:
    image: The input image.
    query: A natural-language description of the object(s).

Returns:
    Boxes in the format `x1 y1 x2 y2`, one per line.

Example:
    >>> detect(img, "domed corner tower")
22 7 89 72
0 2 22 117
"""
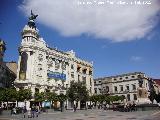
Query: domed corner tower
15 11 40 88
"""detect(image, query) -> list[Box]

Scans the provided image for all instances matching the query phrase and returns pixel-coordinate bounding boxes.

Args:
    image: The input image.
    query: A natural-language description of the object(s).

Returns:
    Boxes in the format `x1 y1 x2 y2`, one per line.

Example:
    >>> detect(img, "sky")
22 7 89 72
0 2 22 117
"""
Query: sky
0 0 160 79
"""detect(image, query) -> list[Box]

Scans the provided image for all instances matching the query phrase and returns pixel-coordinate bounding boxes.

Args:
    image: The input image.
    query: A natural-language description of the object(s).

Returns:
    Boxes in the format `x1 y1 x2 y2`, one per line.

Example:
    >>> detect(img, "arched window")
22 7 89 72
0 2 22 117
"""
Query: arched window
19 52 28 80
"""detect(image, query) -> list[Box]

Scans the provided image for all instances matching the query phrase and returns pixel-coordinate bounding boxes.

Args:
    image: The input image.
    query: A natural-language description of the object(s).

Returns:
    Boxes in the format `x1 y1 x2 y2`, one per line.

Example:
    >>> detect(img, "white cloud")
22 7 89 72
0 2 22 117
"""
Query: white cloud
19 0 160 42
131 56 142 62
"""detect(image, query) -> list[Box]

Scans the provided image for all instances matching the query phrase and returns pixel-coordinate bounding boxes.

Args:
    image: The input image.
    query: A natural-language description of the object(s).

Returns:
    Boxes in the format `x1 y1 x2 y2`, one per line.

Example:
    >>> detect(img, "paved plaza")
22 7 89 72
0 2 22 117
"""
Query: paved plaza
0 109 160 120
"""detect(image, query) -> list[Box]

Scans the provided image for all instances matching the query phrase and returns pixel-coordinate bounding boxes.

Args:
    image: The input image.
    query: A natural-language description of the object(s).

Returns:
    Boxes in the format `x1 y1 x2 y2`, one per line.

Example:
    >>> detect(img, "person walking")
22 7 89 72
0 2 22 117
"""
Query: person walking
22 106 27 118
73 104 76 112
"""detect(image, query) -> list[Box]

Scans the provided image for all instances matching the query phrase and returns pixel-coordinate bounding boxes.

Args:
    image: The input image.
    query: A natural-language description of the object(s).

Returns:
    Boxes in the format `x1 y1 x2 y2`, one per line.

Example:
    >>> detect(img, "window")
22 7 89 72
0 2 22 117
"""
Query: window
114 78 117 81
82 69 87 74
99 88 102 93
127 94 130 101
55 60 60 70
89 71 92 75
94 88 97 94
106 86 109 92
131 76 135 78
78 75 80 81
71 64 74 69
99 81 101 83
38 64 42 71
120 85 123 91
119 77 122 80
35 88 39 93
66 84 68 89
126 85 129 91
61 62 66 70
132 84 136 90
125 77 128 79
90 78 92 86
71 74 74 78
133 94 137 100
114 86 117 92
82 76 86 83
38 54 43 61
77 67 80 72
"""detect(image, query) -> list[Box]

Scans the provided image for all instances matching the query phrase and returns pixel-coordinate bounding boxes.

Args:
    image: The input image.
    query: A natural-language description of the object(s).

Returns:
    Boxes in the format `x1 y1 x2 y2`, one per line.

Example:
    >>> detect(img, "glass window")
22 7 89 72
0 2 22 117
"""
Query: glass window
61 62 66 70
120 85 123 91
132 84 136 90
127 94 130 101
131 76 135 78
133 94 137 100
71 64 74 69
71 74 74 78
94 88 97 94
55 60 60 70
114 86 117 92
82 69 87 74
126 85 129 91
106 86 109 92
82 76 86 83
99 88 102 93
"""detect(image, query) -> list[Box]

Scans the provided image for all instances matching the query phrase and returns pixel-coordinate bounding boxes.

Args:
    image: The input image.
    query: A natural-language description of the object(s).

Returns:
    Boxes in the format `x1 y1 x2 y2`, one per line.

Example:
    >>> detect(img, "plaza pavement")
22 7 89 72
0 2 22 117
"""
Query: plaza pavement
0 109 160 120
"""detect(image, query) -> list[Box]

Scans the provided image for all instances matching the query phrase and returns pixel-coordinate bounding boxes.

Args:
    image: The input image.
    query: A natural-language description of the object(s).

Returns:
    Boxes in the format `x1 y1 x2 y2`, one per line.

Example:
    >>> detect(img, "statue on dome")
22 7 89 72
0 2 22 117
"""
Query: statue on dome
28 10 38 28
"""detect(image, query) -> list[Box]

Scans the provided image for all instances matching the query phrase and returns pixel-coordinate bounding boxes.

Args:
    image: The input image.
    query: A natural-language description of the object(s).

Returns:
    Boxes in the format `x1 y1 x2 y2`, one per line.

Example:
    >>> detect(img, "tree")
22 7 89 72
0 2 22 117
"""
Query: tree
16 89 32 107
149 90 157 103
57 94 67 112
45 92 57 108
2 88 17 109
17 89 32 101
66 81 89 108
34 92 45 107
155 93 160 103
89 95 99 107
45 92 57 101
0 88 5 103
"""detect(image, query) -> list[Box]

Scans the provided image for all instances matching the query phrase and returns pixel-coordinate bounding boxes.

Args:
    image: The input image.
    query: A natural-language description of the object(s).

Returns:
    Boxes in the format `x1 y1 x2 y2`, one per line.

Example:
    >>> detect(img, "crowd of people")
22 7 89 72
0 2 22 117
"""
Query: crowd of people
11 104 40 118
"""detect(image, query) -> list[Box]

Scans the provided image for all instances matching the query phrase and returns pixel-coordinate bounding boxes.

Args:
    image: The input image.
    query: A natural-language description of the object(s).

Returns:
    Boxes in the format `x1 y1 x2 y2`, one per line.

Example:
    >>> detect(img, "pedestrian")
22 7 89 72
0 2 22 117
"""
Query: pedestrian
31 105 35 118
27 108 32 118
35 106 39 117
13 107 16 115
22 106 27 118
73 104 76 112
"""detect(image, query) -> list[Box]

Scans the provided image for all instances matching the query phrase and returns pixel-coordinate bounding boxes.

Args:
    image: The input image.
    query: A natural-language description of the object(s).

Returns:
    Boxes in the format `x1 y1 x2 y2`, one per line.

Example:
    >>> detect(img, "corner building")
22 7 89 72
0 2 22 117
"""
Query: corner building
14 16 94 103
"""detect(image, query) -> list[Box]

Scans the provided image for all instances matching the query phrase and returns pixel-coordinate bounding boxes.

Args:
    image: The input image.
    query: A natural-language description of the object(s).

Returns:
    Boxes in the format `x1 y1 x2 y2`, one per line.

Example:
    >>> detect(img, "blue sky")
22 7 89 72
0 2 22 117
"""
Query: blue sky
0 0 160 78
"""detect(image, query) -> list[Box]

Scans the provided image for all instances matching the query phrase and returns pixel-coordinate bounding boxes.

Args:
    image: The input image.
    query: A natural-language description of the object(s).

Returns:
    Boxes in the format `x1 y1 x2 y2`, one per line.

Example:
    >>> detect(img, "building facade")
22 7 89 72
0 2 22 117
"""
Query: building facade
94 72 152 103
14 13 94 100
0 40 16 88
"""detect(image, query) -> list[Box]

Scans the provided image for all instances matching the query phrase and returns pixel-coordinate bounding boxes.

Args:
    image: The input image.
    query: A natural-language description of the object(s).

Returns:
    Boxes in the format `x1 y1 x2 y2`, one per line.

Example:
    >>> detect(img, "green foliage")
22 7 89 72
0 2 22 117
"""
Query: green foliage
0 88 5 102
34 92 45 102
2 88 17 102
17 89 32 101
34 91 57 102
155 93 160 103
148 90 157 103
45 92 57 101
89 94 125 104
56 94 67 102
66 81 89 102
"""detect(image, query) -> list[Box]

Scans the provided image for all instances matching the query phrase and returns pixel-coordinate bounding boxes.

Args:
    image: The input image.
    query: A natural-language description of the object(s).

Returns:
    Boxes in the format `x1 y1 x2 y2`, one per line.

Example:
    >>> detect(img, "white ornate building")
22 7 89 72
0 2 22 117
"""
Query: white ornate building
94 72 152 104
14 14 94 101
